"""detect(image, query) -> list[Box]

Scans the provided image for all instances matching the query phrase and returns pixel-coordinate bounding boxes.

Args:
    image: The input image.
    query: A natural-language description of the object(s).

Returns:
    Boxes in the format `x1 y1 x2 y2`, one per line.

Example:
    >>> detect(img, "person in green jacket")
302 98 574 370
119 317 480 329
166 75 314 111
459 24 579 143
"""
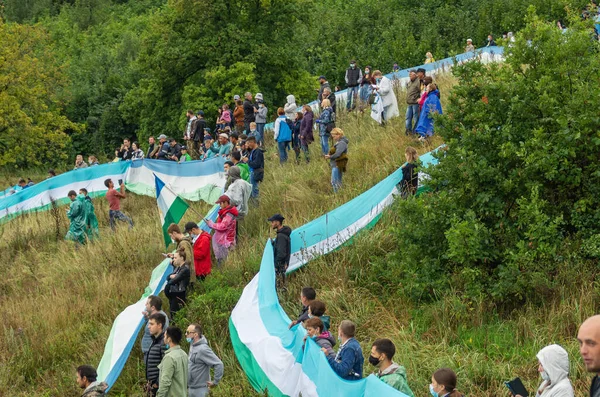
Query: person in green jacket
157 326 189 397
231 151 250 182
179 146 192 163
370 338 414 396
65 190 87 245
79 188 99 239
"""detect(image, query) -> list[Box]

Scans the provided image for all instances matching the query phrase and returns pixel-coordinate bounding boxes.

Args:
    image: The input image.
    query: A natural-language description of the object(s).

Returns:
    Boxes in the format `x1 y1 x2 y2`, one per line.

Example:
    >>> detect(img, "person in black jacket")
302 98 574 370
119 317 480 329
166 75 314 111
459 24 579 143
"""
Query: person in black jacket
119 138 133 161
398 146 419 198
164 249 190 319
244 136 264 203
145 312 167 396
345 60 363 111
191 110 206 159
268 213 292 288
243 92 256 133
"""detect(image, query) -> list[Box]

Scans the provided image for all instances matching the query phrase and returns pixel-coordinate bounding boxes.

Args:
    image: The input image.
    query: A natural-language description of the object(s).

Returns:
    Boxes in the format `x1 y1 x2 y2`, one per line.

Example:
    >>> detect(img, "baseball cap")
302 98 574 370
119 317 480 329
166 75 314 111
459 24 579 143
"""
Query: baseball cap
158 134 167 140
267 214 285 222
215 194 231 204
233 95 241 100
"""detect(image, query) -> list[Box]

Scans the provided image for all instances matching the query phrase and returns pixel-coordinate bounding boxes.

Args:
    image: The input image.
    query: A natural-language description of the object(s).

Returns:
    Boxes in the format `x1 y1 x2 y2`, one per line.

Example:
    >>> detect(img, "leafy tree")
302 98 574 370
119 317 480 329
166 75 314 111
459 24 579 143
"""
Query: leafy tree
374 11 600 306
0 21 81 169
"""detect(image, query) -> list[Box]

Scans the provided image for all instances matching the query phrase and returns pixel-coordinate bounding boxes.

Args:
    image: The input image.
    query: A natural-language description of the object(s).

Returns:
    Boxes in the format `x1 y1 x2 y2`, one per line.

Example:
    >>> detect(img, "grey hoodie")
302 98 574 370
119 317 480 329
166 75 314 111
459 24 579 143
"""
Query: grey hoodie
536 344 574 397
255 103 268 123
188 336 224 389
284 95 297 121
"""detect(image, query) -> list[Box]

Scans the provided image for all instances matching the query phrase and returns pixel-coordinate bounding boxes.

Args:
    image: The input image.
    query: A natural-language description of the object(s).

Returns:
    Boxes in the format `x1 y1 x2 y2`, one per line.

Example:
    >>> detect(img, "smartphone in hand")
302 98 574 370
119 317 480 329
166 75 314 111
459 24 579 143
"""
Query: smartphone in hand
118 179 123 185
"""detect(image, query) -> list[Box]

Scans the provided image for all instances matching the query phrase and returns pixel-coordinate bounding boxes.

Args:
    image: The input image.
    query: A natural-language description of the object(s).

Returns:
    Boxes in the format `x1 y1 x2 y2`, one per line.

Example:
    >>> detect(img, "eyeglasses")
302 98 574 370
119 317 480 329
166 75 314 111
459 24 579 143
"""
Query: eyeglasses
185 330 197 335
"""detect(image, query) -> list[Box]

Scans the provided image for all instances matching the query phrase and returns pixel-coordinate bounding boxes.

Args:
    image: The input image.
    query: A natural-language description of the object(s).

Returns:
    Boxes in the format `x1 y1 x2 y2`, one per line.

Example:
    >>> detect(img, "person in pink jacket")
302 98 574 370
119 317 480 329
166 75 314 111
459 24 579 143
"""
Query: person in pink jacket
205 195 238 268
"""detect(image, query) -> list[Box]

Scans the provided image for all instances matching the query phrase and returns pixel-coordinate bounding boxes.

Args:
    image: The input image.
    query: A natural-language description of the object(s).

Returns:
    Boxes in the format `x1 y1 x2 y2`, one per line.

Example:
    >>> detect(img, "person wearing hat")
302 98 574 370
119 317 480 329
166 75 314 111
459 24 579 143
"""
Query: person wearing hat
205 134 233 159
184 222 212 280
465 38 475 52
317 76 330 103
205 195 238 268
268 213 292 288
254 93 267 146
179 146 192 162
190 111 206 159
157 134 171 160
345 60 363 111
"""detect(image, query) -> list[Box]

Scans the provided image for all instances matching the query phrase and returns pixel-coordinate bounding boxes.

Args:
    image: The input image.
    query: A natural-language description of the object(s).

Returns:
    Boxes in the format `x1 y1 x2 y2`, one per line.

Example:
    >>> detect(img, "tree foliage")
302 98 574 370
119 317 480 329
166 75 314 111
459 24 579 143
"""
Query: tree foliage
0 21 81 169
374 12 600 306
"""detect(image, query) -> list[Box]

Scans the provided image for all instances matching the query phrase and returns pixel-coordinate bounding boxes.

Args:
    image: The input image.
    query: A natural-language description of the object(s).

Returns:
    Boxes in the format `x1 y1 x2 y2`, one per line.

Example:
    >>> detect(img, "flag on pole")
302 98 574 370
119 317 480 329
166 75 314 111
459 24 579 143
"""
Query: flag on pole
154 173 189 248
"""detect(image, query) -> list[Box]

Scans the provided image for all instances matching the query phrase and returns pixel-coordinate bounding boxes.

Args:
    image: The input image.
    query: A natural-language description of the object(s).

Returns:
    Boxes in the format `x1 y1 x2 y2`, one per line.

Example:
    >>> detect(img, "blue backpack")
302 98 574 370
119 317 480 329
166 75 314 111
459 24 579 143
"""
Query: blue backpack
277 116 292 142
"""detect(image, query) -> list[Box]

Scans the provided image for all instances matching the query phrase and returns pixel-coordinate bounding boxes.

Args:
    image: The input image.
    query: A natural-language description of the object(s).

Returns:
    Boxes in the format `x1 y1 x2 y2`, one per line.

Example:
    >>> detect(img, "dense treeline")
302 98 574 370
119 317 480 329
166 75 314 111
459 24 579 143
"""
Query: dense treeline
0 0 585 168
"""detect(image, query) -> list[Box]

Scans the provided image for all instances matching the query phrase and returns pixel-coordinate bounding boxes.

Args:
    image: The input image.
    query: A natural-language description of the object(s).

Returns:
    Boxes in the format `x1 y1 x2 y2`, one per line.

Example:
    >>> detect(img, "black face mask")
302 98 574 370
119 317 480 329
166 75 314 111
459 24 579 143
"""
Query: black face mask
368 354 381 367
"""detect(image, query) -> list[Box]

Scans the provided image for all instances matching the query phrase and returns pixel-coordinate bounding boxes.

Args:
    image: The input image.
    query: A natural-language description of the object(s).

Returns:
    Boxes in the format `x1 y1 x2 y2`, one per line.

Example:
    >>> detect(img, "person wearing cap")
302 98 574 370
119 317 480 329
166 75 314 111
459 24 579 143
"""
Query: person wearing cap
179 146 192 162
405 70 421 135
254 93 267 146
268 214 292 288
185 222 212 280
317 76 330 103
205 195 238 267
465 38 475 52
243 92 256 133
190 111 206 159
207 134 233 158
157 134 171 160
345 60 363 111
233 99 245 133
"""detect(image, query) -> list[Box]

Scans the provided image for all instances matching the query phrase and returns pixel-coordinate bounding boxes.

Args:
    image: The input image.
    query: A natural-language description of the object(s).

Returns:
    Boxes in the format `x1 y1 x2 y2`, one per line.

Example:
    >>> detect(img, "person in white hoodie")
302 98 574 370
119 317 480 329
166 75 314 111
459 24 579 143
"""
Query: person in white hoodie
284 94 297 121
372 70 399 123
224 166 252 232
515 344 574 397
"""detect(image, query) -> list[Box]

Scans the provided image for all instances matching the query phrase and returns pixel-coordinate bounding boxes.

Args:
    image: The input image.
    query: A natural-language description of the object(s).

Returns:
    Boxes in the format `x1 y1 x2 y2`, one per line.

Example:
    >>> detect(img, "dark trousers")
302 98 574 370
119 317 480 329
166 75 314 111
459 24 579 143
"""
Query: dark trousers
164 290 186 319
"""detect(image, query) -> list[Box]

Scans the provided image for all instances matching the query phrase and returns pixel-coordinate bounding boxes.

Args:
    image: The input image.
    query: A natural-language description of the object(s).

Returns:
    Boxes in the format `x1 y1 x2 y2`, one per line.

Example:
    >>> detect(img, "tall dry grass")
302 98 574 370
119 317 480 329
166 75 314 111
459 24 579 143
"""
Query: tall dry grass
5 73 595 396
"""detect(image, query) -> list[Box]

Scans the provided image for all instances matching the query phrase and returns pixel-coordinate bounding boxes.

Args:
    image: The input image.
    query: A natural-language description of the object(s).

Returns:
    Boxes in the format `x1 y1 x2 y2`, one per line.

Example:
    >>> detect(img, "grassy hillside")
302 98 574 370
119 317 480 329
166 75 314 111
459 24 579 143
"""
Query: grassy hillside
1 74 594 396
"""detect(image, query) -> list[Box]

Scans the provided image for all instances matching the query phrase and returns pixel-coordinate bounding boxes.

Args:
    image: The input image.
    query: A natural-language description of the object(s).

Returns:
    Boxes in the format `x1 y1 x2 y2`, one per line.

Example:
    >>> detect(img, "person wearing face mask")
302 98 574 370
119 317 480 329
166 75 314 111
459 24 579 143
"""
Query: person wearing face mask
372 70 399 123
187 322 224 397
324 320 364 381
370 339 414 396
486 34 497 47
304 317 335 358
430 368 463 397
345 59 363 111
184 222 212 280
513 344 574 397
156 326 188 397
359 66 375 110
167 223 196 285
164 249 191 319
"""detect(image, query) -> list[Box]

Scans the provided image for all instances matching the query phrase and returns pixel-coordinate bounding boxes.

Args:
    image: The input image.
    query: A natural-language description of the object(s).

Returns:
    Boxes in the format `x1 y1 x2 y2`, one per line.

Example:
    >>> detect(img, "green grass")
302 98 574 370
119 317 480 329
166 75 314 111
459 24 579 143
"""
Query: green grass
2 74 595 396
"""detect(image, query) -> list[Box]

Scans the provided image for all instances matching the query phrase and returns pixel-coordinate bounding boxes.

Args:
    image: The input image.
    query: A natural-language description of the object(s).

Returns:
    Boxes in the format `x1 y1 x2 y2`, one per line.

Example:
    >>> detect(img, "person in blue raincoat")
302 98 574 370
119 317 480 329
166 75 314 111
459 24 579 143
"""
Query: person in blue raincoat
415 83 442 140
65 190 87 244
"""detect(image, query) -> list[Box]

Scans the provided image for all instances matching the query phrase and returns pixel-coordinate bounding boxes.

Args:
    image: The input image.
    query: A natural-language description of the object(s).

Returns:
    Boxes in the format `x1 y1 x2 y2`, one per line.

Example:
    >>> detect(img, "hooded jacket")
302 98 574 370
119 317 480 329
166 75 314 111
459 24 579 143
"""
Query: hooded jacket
66 194 87 244
207 206 238 253
375 76 399 118
535 344 574 397
376 363 414 396
315 331 336 358
192 231 212 277
415 89 442 138
284 95 297 120
273 225 292 268
225 166 252 217
255 103 268 124
188 336 224 389
329 137 349 170
81 381 108 397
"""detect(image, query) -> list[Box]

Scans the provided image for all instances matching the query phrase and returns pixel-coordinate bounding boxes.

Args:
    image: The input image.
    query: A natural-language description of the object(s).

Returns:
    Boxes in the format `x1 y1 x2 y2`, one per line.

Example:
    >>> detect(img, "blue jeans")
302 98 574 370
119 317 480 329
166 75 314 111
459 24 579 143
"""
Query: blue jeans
256 123 265 145
250 171 260 199
405 104 419 133
277 141 289 164
320 135 330 156
346 86 359 110
331 166 342 192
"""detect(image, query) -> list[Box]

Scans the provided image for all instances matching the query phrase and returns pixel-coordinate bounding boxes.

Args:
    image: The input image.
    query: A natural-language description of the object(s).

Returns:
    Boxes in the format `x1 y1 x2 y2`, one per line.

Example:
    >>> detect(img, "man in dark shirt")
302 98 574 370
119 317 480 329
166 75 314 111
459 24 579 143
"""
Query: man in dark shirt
578 315 600 397
244 136 264 203
157 134 170 160
288 286 316 328
168 138 182 161
243 92 256 133
268 213 292 288
317 75 330 102
119 138 134 161
191 110 207 159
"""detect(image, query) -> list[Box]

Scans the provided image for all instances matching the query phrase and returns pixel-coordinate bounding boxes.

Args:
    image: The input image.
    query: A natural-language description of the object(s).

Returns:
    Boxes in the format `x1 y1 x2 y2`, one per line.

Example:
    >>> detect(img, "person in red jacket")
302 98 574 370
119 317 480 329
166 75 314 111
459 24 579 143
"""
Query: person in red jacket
184 221 212 280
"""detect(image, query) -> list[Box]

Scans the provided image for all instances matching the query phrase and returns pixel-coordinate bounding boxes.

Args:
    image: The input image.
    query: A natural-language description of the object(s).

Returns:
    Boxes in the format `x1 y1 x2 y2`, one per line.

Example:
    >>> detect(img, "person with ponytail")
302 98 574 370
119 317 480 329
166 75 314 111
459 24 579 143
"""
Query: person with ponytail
430 368 464 397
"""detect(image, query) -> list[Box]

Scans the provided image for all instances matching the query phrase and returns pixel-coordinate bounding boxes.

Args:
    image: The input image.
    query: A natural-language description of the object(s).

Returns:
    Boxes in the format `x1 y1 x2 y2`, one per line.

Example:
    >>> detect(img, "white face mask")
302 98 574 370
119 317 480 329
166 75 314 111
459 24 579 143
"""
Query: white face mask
541 370 550 381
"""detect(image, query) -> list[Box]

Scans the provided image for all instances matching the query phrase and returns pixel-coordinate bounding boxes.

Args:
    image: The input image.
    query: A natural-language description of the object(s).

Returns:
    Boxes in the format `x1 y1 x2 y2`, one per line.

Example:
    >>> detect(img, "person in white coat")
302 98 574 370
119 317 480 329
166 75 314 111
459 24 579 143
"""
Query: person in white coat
372 70 399 122
515 344 574 397
224 166 252 221
284 94 298 121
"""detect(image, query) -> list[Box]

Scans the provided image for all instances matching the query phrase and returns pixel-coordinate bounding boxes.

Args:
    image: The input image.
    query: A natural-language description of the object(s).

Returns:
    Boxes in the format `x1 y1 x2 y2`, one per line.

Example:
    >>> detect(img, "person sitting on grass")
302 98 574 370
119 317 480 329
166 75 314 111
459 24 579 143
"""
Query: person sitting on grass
307 300 330 331
65 190 87 245
324 320 363 381
370 338 414 396
76 365 107 397
304 317 336 358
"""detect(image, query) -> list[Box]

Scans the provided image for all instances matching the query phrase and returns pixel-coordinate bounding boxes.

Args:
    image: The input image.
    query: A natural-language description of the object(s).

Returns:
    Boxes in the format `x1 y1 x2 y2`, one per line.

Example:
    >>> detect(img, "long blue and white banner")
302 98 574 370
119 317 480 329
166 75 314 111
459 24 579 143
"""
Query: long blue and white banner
0 158 225 223
230 149 439 396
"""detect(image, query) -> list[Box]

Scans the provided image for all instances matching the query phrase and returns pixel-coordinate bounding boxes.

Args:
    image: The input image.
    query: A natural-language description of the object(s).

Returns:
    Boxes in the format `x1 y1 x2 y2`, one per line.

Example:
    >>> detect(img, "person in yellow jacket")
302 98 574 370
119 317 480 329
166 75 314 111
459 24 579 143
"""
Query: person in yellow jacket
425 52 435 64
